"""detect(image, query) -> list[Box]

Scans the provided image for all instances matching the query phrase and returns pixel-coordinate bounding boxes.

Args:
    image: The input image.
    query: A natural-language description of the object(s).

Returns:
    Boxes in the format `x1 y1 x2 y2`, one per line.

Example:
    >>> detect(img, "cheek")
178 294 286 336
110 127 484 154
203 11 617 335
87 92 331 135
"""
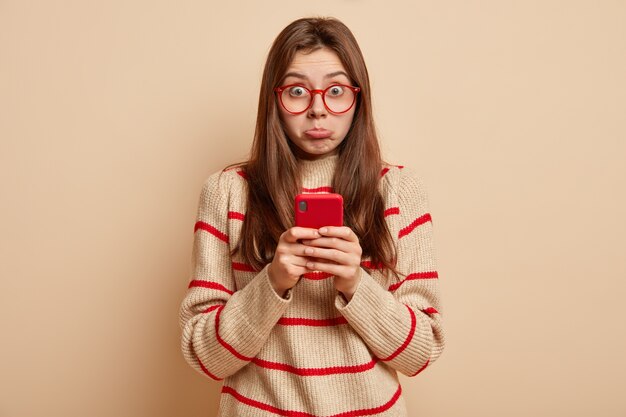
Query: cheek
280 114 305 137
337 112 356 133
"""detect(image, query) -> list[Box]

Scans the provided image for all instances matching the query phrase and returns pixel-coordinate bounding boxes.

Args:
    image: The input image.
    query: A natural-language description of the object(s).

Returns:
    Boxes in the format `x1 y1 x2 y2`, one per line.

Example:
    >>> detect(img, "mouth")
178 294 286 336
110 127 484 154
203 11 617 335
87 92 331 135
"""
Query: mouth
304 128 332 139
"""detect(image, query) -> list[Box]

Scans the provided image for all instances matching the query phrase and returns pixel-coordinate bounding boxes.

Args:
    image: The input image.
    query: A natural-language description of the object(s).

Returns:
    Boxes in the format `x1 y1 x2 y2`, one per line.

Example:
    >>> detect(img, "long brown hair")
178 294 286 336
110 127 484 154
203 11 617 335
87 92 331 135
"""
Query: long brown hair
232 17 397 276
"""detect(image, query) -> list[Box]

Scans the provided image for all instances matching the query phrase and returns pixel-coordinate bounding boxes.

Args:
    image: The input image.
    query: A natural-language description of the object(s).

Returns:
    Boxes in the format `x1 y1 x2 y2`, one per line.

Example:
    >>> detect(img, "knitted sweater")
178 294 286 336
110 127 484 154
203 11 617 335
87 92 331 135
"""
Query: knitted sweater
178 153 445 416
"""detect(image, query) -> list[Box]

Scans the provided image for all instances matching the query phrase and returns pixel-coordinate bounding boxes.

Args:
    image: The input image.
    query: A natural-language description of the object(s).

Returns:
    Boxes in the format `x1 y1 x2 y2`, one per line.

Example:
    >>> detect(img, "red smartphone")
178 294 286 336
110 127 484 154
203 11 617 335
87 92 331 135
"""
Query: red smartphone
295 193 343 229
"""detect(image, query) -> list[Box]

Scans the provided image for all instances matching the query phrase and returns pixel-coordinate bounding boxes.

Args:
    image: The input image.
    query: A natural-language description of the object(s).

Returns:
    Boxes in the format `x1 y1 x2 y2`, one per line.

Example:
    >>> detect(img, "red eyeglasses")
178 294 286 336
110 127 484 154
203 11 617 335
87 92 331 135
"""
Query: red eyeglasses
274 84 361 115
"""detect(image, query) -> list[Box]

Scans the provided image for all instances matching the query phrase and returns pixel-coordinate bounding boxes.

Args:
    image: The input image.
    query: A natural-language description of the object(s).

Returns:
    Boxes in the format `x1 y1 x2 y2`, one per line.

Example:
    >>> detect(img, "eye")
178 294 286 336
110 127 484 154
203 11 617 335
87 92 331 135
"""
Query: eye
288 86 308 97
327 85 344 97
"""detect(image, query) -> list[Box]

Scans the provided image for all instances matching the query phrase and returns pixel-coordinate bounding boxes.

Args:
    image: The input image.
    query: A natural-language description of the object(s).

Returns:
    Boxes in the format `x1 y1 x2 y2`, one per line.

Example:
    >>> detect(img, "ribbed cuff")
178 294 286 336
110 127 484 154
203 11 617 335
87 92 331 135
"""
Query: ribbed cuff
334 269 386 311
219 264 292 356
334 271 409 355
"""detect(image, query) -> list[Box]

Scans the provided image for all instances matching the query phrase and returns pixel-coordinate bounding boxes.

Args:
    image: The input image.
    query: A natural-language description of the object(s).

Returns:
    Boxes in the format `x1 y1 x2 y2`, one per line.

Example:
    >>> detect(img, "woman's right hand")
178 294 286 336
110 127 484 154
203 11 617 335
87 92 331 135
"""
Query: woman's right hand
267 227 320 297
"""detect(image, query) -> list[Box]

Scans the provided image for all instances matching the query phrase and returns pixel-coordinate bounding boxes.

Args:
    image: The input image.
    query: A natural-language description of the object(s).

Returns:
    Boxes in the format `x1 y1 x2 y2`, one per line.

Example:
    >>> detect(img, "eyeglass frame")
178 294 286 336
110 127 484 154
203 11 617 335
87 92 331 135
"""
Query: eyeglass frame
274 83 361 115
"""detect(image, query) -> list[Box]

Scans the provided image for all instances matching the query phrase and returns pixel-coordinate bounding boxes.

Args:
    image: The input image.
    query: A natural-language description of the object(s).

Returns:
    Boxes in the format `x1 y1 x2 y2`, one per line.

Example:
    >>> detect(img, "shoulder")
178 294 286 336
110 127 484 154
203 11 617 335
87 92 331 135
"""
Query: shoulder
196 164 248 213
200 164 248 193
379 162 431 212
380 162 429 196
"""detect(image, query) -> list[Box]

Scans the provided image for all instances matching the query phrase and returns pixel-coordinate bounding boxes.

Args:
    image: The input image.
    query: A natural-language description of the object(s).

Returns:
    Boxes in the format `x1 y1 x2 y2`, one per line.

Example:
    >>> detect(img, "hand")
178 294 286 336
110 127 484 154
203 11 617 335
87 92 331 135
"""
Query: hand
268 227 321 297
301 226 363 300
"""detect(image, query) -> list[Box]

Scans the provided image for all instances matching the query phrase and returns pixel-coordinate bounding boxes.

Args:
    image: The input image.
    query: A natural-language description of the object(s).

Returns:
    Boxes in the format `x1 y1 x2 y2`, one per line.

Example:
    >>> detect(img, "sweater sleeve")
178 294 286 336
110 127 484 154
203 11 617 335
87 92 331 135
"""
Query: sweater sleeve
178 171 292 381
335 169 445 377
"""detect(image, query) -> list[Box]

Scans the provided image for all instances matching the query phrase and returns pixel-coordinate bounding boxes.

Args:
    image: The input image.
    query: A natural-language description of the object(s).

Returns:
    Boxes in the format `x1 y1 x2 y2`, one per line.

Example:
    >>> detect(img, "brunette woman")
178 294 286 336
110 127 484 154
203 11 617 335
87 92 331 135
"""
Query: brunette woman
179 16 445 416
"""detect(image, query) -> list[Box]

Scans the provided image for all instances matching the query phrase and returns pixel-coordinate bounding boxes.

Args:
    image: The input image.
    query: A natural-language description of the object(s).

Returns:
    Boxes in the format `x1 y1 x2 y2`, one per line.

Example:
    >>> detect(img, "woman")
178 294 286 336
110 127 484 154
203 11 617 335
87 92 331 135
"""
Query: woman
179 16 445 416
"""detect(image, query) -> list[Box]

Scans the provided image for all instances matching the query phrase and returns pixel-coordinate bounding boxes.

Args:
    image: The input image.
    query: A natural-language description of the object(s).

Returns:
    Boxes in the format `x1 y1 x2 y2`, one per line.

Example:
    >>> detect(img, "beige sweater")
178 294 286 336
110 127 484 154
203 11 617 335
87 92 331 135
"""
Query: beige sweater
178 153 445 416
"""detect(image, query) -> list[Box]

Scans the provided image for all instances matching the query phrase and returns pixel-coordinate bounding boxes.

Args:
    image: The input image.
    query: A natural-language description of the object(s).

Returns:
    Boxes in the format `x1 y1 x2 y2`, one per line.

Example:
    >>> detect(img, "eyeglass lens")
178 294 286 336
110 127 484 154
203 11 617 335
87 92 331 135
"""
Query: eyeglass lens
280 85 356 113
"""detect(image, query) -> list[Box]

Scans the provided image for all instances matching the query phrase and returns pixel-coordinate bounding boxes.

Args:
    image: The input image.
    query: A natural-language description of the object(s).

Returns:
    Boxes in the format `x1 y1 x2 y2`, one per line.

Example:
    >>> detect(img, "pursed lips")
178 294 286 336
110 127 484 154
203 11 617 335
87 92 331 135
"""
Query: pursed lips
304 128 332 139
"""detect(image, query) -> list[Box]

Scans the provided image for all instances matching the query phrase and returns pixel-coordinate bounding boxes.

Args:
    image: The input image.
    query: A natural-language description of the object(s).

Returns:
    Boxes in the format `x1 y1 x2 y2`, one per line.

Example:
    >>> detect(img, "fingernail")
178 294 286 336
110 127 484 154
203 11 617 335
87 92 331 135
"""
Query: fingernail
319 227 327 234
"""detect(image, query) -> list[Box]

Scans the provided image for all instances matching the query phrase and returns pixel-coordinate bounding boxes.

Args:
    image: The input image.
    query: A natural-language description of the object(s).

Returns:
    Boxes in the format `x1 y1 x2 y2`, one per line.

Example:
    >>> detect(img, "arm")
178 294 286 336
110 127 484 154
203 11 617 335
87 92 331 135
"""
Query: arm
178 171 292 381
334 171 445 376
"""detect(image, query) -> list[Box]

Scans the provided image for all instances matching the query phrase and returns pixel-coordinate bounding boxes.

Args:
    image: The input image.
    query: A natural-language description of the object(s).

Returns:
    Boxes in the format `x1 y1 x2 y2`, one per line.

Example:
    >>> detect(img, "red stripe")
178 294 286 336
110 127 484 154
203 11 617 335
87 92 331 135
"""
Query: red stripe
422 307 439 315
194 221 229 243
278 316 348 326
222 384 402 417
380 165 404 178
228 211 245 221
203 304 224 314
252 357 377 376
384 207 400 217
398 213 432 239
360 260 383 270
195 354 222 380
411 359 430 377
223 385 311 417
188 280 234 295
301 186 334 193
236 170 248 180
215 306 253 361
388 271 438 292
232 262 257 272
302 271 333 280
380 305 416 362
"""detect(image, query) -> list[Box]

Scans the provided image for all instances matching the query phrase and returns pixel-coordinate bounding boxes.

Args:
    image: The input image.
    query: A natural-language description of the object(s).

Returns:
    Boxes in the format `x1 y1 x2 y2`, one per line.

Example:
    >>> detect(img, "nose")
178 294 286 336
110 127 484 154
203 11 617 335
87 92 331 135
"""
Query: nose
308 91 327 118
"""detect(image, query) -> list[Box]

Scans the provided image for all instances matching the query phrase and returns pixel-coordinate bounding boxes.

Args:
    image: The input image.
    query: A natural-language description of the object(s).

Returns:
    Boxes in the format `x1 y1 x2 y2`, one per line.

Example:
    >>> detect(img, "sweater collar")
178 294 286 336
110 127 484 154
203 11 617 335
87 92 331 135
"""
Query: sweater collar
298 153 338 191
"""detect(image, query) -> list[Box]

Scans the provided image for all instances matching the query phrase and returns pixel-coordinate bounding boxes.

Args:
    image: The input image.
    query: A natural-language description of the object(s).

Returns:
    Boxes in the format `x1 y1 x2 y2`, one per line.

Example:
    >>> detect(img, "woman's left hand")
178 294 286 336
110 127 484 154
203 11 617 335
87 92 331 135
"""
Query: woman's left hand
301 226 362 300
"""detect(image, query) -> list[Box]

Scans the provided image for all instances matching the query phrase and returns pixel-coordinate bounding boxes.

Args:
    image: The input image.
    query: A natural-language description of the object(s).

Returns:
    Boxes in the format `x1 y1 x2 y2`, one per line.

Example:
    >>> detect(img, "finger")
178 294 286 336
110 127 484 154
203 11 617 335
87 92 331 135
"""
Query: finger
276 249 315 266
289 255 312 268
303 246 356 266
276 241 316 257
273 255 312 278
307 256 331 264
281 227 321 243
304 259 353 278
290 265 309 276
301 237 354 253
317 226 359 242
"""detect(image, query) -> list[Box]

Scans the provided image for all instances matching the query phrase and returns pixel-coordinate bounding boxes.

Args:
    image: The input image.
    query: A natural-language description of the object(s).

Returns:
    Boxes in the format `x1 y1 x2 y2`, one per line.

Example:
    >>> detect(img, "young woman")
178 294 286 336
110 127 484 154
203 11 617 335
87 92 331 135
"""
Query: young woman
179 16 445 416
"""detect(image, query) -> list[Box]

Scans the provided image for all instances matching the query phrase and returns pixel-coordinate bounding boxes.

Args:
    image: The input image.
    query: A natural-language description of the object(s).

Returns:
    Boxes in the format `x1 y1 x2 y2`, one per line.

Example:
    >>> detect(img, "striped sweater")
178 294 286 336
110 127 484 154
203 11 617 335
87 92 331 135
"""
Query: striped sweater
178 153 445 416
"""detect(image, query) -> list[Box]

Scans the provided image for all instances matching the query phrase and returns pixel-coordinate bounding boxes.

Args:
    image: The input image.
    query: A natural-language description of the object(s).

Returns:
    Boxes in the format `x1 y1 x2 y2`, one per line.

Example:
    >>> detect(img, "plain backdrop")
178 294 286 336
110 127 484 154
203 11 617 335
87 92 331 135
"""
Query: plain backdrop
1 1 625 416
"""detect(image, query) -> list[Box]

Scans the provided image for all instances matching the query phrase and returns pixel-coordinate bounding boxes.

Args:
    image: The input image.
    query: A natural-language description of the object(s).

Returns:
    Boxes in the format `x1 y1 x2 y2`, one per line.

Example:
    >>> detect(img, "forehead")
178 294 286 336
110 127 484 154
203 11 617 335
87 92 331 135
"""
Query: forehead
285 47 348 78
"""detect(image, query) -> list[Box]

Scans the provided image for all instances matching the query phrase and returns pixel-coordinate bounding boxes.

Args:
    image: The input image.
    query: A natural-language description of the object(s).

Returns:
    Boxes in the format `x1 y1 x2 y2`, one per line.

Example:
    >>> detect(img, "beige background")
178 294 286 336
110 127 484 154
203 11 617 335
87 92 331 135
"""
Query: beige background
1 0 625 416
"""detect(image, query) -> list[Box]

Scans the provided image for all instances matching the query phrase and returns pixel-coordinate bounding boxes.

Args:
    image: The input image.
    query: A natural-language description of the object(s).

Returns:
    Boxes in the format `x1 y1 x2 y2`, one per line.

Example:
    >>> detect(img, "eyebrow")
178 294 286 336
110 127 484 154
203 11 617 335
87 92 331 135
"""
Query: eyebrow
283 71 350 80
